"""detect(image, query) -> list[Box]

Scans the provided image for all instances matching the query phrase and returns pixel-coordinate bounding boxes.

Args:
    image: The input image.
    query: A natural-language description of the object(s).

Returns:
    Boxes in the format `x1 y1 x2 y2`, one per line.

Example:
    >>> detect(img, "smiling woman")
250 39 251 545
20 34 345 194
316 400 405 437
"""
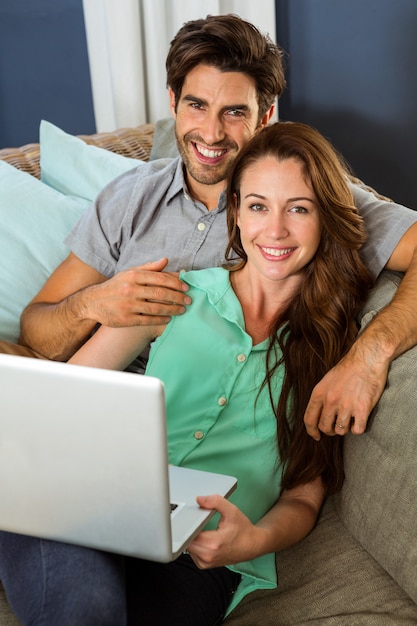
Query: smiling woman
235 155 322 285
1 119 417 626
65 121 373 623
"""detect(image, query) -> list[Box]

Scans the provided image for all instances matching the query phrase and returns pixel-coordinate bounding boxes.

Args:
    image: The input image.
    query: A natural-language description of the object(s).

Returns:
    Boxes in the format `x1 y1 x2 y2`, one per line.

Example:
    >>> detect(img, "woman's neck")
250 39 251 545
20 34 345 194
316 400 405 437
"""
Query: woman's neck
230 267 300 345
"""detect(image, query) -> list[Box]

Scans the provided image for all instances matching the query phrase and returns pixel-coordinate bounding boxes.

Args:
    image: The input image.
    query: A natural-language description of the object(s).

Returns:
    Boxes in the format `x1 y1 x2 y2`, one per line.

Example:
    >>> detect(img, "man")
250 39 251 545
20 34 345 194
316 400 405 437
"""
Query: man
6 14 417 439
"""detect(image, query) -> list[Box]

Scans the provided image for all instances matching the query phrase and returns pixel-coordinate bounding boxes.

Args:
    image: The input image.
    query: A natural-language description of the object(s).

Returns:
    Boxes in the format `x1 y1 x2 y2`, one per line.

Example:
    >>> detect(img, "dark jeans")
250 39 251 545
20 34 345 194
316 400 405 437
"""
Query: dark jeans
0 531 241 625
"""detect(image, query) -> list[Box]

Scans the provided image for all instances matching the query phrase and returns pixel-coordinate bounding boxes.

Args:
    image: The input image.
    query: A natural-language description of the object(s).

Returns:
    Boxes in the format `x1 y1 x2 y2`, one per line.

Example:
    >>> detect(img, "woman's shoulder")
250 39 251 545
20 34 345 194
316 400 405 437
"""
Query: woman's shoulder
180 266 229 288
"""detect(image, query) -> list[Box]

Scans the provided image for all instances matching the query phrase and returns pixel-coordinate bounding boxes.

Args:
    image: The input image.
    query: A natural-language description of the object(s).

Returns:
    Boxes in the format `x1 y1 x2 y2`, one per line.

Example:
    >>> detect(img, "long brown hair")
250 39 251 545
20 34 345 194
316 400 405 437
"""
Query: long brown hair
226 122 374 494
165 14 286 121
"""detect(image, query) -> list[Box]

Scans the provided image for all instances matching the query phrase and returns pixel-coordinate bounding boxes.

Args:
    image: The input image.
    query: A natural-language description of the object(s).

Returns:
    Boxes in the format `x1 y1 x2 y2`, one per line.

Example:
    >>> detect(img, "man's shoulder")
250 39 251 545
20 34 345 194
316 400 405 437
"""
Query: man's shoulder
99 156 181 201
129 156 179 183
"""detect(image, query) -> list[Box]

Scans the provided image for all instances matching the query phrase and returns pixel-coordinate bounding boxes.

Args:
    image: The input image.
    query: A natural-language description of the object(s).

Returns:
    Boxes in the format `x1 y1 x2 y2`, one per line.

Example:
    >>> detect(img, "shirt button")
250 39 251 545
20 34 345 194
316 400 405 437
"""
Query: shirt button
194 430 204 440
197 222 206 232
218 396 227 406
237 353 246 363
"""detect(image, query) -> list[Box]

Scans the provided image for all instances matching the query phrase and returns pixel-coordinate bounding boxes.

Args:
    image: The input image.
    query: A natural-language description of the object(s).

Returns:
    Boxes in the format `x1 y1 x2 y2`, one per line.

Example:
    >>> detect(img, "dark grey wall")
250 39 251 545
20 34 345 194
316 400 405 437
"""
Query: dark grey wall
276 0 417 209
0 0 95 148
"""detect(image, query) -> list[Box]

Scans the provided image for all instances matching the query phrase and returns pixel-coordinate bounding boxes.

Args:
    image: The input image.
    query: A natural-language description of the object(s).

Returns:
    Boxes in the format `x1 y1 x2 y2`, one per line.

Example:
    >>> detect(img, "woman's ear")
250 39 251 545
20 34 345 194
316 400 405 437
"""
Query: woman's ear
234 193 241 226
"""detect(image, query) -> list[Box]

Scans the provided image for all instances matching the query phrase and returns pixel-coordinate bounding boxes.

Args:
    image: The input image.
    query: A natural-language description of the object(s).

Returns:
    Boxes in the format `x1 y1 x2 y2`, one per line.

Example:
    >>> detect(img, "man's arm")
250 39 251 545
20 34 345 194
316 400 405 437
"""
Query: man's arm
19 254 190 361
304 222 417 440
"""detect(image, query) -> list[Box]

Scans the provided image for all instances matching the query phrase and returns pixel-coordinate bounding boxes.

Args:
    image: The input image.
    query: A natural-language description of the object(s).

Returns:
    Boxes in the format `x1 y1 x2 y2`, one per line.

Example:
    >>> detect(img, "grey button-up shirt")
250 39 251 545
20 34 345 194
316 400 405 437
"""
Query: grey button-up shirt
66 157 230 276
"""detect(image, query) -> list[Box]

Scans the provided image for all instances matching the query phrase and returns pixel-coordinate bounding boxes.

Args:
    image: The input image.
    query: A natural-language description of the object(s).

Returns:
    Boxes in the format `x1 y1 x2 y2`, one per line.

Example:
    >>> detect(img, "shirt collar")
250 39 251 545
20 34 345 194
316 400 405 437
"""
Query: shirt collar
167 158 227 213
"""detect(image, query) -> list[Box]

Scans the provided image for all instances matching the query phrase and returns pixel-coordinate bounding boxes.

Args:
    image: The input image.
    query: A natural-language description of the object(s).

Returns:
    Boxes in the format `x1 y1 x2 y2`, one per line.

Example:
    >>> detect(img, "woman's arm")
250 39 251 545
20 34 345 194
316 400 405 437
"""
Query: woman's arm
68 322 165 371
187 477 325 568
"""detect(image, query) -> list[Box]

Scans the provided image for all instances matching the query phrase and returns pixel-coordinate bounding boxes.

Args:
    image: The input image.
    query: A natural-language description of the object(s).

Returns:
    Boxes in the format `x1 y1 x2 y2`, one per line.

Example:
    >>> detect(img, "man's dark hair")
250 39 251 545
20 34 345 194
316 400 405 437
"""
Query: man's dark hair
166 14 286 120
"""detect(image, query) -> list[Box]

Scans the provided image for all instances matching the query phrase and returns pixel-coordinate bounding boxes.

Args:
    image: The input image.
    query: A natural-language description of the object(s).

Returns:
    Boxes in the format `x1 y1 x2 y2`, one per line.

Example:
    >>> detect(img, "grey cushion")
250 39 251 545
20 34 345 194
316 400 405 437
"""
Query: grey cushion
336 270 417 604
225 497 417 625
149 117 178 160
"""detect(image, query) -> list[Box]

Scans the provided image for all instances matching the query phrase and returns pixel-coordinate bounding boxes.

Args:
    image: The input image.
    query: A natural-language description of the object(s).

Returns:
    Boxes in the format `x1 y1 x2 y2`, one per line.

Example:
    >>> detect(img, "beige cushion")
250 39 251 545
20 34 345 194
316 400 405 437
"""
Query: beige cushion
336 270 417 605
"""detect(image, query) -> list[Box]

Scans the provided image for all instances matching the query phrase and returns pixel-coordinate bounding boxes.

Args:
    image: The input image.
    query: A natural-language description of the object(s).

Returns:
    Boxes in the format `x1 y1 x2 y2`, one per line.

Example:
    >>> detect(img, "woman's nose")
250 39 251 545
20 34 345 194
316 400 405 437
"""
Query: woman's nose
267 214 289 239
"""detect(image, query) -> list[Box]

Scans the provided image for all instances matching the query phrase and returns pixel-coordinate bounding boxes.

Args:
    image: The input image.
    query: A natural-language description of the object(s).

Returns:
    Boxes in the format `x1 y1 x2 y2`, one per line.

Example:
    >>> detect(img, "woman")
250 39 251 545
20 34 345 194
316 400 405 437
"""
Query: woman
5 122 374 626
66 121 374 624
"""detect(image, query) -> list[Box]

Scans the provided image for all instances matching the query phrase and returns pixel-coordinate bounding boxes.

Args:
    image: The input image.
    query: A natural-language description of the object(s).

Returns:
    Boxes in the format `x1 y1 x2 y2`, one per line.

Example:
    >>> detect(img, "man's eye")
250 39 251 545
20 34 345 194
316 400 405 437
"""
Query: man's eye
227 109 245 117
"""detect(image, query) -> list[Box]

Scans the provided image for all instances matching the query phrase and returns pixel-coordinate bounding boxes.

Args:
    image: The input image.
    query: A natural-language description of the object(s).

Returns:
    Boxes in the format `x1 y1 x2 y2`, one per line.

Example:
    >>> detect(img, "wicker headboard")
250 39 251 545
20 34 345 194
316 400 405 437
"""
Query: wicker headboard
0 123 155 179
0 121 392 204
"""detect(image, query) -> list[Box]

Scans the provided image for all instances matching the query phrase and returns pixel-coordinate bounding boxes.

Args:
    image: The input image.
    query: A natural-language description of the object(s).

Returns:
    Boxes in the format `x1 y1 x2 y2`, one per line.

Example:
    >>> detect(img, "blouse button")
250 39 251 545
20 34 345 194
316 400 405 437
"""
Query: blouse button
237 353 246 363
194 430 204 440
218 396 227 406
197 222 206 232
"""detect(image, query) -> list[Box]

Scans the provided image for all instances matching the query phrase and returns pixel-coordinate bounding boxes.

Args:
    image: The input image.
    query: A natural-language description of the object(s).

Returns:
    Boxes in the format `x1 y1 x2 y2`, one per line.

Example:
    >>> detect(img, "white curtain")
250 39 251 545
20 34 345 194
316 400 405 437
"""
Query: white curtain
82 0 277 132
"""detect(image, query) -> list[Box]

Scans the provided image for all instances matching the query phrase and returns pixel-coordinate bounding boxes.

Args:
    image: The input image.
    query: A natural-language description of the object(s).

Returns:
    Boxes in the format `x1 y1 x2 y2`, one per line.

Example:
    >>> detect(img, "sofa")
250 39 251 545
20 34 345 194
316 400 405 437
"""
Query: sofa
1 120 417 625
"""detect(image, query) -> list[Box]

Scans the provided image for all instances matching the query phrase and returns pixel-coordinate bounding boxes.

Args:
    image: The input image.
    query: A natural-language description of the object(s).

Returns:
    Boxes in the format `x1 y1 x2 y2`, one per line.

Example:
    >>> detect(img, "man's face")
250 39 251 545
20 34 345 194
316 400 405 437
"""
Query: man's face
170 64 269 199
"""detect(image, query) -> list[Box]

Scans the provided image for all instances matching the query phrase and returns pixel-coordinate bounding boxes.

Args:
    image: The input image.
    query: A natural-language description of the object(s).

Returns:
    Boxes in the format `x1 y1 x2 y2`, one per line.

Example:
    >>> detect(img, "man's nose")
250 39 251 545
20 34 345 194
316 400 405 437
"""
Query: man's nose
200 113 225 144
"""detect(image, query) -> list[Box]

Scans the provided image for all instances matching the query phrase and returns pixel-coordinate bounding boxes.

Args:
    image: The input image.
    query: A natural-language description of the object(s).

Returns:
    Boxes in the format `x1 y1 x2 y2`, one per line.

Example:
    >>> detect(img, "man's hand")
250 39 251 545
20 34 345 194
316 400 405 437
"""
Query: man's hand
80 258 191 328
304 339 390 440
19 256 191 361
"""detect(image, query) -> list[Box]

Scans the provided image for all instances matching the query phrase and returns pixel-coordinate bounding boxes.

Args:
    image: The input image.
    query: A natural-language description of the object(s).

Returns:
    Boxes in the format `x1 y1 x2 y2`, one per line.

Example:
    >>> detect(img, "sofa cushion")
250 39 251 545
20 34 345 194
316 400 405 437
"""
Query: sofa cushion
0 160 90 343
0 121 148 343
336 270 417 605
225 497 417 625
40 120 141 201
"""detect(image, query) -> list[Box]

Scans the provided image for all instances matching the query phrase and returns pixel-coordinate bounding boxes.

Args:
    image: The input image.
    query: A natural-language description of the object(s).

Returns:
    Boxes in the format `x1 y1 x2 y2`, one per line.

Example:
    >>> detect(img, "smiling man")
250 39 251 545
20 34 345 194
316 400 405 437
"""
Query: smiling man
171 64 265 208
16 15 284 364
6 13 417 431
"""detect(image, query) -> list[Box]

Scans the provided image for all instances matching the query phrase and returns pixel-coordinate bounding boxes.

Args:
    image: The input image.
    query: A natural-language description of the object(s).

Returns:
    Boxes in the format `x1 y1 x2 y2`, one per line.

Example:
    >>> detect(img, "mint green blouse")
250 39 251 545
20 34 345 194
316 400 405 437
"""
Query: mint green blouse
145 267 284 614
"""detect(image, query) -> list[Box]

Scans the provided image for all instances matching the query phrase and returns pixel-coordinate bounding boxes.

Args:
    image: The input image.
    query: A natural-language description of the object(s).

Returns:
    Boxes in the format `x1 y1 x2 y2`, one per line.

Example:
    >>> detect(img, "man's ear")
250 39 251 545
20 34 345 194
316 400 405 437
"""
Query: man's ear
258 103 275 129
168 87 177 118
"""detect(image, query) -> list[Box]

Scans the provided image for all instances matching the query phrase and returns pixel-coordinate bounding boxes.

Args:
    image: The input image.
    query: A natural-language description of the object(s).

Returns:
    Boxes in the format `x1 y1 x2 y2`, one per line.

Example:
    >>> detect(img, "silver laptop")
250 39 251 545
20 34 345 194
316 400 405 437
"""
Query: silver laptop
0 353 237 562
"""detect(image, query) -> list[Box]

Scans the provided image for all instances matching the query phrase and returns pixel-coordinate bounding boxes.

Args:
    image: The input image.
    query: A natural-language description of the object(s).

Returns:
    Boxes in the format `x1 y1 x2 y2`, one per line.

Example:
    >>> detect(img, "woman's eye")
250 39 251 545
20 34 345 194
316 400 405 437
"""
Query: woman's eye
249 203 266 212
290 205 307 214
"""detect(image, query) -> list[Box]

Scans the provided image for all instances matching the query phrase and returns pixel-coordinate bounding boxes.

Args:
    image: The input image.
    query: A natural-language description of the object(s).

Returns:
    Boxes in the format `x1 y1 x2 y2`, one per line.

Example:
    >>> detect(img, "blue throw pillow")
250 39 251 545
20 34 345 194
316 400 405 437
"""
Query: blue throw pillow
1 121 146 343
0 161 90 342
40 120 142 200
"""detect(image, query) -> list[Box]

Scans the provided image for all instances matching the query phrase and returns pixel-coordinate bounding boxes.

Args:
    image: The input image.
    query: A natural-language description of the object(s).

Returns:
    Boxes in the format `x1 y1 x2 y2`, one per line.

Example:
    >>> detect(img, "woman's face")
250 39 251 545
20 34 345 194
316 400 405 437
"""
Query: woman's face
237 155 322 284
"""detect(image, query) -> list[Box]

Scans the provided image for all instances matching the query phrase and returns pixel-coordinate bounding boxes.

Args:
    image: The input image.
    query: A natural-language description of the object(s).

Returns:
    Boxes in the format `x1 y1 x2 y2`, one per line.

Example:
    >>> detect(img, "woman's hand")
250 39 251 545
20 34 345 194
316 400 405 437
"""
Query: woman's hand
187 478 324 569
186 495 262 568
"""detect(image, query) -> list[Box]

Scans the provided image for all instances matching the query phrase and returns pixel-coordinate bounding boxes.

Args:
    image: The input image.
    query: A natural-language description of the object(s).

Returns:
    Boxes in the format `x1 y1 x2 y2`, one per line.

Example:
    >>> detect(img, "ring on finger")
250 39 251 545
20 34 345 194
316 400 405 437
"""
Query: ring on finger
335 422 345 429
